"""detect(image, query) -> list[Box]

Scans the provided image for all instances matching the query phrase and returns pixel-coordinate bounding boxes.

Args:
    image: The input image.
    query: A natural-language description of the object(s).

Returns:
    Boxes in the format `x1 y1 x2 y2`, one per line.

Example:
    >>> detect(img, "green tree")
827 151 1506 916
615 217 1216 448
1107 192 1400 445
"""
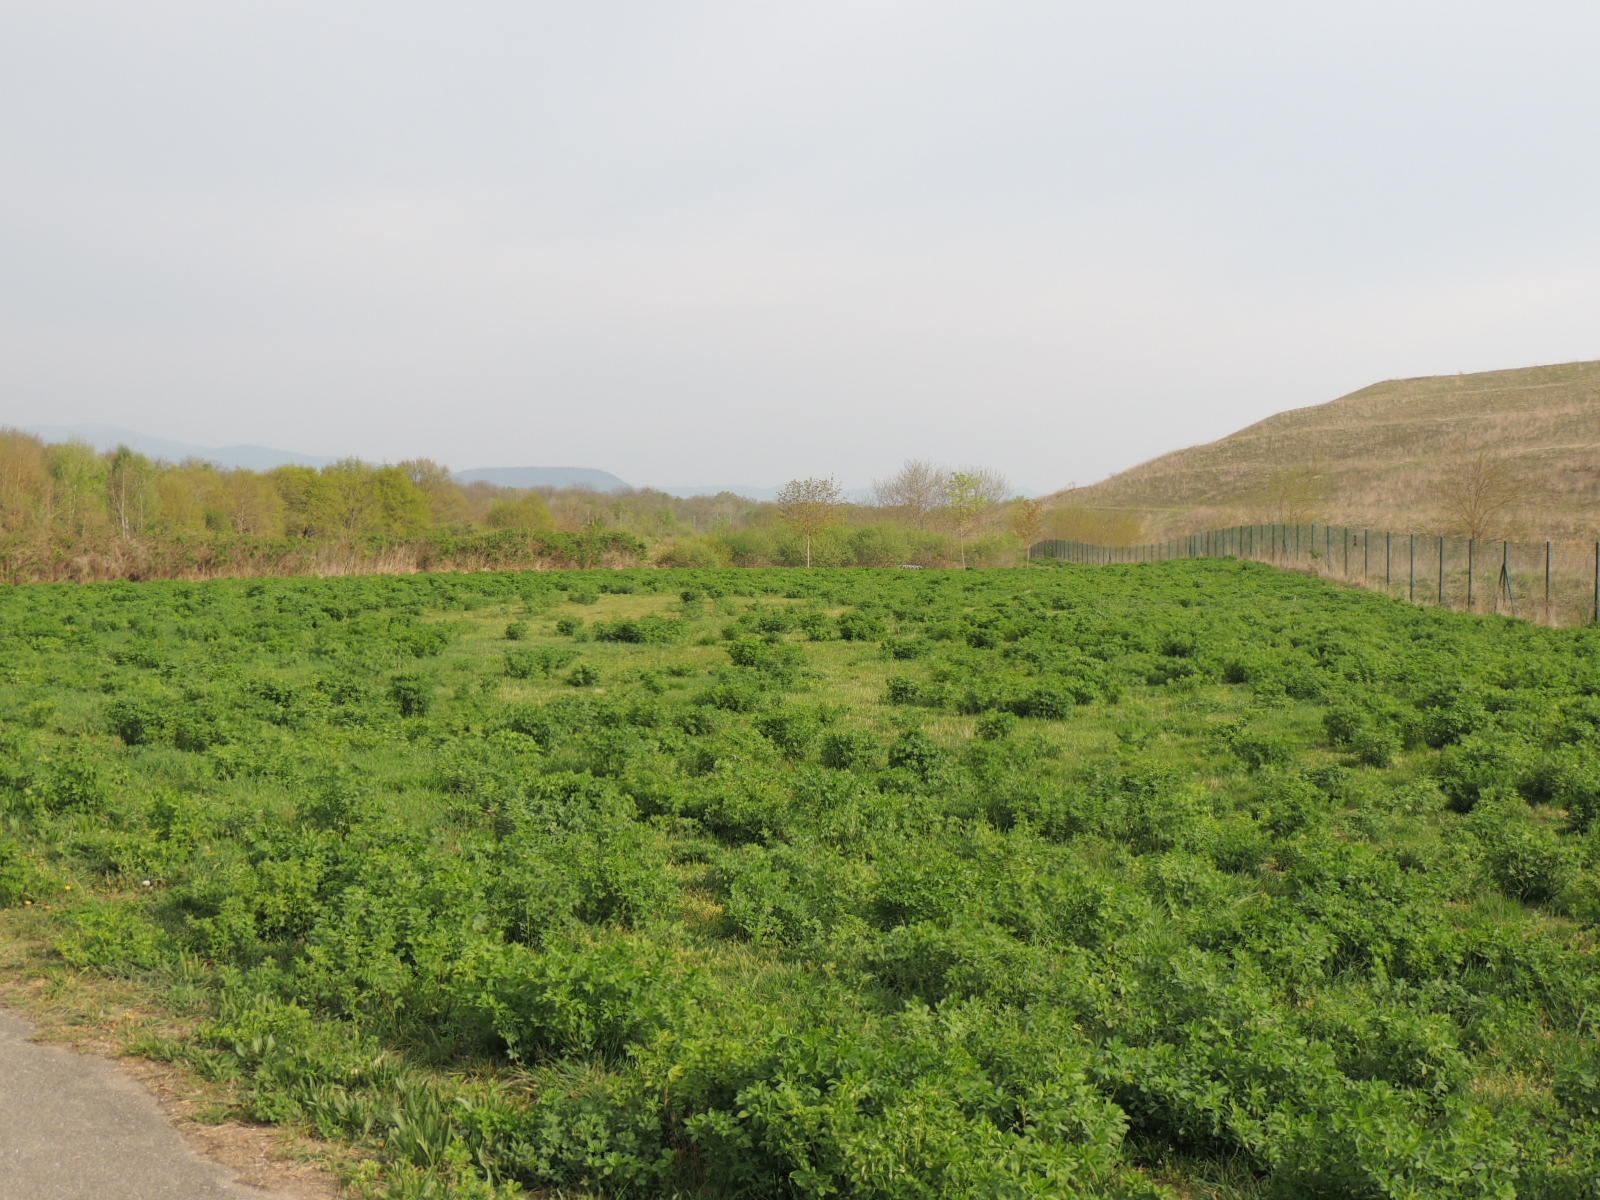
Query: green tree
400 458 471 526
0 430 52 533
486 491 553 530
944 468 1008 568
46 440 107 535
220 469 285 536
106 446 157 538
270 465 325 537
370 465 431 536
775 476 845 567
1007 496 1045 566
317 459 383 537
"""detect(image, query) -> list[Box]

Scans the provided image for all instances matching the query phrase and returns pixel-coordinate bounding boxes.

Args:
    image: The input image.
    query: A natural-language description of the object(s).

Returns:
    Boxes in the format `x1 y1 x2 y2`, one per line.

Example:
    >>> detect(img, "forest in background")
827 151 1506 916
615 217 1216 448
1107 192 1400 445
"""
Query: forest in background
0 431 1135 583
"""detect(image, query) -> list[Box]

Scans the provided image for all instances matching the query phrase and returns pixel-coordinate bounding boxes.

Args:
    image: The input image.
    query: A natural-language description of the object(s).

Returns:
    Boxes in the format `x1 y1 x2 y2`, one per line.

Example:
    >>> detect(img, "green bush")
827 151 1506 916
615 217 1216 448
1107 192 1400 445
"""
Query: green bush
565 664 600 687
389 673 434 718
819 729 878 771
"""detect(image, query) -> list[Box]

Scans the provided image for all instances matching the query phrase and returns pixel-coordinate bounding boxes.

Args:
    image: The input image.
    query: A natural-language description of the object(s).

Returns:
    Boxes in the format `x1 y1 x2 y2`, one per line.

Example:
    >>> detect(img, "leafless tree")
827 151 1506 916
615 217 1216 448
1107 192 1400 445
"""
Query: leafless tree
872 459 947 528
1256 458 1327 526
1439 450 1525 539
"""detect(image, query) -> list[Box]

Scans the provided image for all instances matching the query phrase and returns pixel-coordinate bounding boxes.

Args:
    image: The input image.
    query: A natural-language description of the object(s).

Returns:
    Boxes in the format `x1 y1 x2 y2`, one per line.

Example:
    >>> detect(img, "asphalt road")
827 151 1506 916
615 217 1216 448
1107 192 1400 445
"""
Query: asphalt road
0 1009 300 1200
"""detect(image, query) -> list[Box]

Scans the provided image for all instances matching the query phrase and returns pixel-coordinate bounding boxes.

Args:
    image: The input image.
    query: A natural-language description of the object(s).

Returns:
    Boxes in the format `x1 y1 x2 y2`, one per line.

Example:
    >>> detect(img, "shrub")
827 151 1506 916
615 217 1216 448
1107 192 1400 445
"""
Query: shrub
592 617 687 645
389 673 434 718
884 675 940 707
1258 773 1326 839
504 647 579 679
837 610 886 642
1483 821 1577 904
1349 724 1402 768
797 611 837 641
725 638 804 683
1432 736 1530 813
1229 730 1297 772
106 696 164 746
1322 701 1367 747
754 709 820 759
1013 685 1076 720
887 730 945 782
566 664 600 687
1534 747 1600 831
1421 692 1492 748
975 712 1019 740
819 730 878 771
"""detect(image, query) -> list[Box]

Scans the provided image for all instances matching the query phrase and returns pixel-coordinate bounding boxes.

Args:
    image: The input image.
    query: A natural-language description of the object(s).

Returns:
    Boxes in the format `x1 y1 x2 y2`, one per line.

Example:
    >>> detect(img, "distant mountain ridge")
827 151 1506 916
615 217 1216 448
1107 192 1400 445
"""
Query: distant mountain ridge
20 424 340 471
653 484 877 504
453 466 632 491
11 423 881 500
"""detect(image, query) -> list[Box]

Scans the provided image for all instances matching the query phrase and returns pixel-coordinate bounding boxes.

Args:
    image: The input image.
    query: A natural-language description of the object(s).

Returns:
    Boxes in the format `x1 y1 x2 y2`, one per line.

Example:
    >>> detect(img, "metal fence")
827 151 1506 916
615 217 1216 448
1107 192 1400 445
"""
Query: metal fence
1032 525 1600 627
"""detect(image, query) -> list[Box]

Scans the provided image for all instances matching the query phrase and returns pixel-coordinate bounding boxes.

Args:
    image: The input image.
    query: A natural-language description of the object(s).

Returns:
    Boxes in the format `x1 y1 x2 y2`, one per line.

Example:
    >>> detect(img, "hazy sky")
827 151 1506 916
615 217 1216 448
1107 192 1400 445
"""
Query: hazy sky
4 2 1599 490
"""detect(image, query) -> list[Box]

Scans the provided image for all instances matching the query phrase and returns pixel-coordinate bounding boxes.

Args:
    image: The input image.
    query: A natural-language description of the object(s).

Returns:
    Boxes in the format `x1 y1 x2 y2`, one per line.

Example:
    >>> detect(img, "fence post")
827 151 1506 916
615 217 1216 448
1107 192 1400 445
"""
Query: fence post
1468 539 1475 612
1497 544 1510 620
1546 541 1552 623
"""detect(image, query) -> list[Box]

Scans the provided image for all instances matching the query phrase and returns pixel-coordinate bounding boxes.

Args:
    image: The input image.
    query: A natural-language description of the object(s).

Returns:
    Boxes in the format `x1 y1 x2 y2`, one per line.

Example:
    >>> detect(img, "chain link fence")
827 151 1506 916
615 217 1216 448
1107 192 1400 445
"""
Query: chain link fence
1033 525 1600 627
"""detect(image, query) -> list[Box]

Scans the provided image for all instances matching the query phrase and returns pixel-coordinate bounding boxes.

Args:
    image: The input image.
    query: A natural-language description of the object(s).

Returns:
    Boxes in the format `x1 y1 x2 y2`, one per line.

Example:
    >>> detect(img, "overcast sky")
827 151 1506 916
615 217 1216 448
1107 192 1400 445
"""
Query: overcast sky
4 2 1598 490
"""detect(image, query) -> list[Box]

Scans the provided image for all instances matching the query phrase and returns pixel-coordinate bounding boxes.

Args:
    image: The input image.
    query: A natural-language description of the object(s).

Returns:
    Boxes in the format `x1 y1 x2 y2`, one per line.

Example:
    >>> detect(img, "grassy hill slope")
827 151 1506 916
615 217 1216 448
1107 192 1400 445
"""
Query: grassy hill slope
1050 359 1600 541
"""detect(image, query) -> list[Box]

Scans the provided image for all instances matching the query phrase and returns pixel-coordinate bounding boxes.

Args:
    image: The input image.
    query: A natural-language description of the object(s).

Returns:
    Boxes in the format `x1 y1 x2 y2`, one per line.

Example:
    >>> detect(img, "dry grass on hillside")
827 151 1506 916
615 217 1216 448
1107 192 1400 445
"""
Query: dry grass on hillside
1049 359 1600 542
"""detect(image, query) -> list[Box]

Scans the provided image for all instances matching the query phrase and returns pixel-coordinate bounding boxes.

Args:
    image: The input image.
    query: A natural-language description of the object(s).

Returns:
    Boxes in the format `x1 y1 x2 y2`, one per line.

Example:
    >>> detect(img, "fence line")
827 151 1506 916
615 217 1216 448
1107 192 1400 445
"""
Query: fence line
1031 524 1600 627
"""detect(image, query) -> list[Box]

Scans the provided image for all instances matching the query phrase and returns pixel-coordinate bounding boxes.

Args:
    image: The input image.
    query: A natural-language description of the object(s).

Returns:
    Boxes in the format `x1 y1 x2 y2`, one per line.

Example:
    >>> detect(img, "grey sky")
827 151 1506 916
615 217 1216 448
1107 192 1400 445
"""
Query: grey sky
4 2 1598 490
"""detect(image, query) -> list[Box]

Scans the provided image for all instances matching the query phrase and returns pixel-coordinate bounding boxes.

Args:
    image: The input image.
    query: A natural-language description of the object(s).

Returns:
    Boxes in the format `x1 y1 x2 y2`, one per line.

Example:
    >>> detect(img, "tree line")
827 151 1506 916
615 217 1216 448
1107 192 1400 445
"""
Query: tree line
0 431 1140 582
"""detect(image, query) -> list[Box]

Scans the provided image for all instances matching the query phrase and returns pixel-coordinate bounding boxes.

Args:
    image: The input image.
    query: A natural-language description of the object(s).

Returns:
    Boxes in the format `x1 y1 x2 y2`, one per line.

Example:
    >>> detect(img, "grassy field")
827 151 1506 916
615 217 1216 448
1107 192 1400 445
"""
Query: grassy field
1051 358 1600 541
3 563 1600 1198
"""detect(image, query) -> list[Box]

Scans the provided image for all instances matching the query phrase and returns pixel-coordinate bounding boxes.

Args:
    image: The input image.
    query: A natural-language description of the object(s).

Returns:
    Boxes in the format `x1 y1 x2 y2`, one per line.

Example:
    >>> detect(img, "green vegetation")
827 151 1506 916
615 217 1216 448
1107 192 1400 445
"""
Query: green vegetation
0 433 1028 582
3 561 1600 1197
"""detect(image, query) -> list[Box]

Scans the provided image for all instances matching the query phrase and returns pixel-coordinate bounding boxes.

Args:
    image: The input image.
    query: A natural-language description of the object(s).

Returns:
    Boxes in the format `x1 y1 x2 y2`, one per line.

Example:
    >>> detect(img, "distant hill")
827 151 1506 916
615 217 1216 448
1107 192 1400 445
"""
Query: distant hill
19 424 340 471
453 466 633 492
14 425 639 492
652 484 877 504
1050 359 1600 541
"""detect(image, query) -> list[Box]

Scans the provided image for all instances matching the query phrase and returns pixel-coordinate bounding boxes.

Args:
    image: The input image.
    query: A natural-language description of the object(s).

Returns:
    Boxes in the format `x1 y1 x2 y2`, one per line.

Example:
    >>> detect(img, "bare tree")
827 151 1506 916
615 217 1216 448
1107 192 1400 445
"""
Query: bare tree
872 459 947 528
1439 450 1525 539
1256 457 1327 526
776 476 846 567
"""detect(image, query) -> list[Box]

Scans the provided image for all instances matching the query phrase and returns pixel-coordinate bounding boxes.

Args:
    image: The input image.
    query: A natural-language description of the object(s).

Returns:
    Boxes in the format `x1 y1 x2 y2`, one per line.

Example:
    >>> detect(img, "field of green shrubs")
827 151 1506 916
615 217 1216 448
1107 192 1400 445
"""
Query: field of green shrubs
3 561 1599 1198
